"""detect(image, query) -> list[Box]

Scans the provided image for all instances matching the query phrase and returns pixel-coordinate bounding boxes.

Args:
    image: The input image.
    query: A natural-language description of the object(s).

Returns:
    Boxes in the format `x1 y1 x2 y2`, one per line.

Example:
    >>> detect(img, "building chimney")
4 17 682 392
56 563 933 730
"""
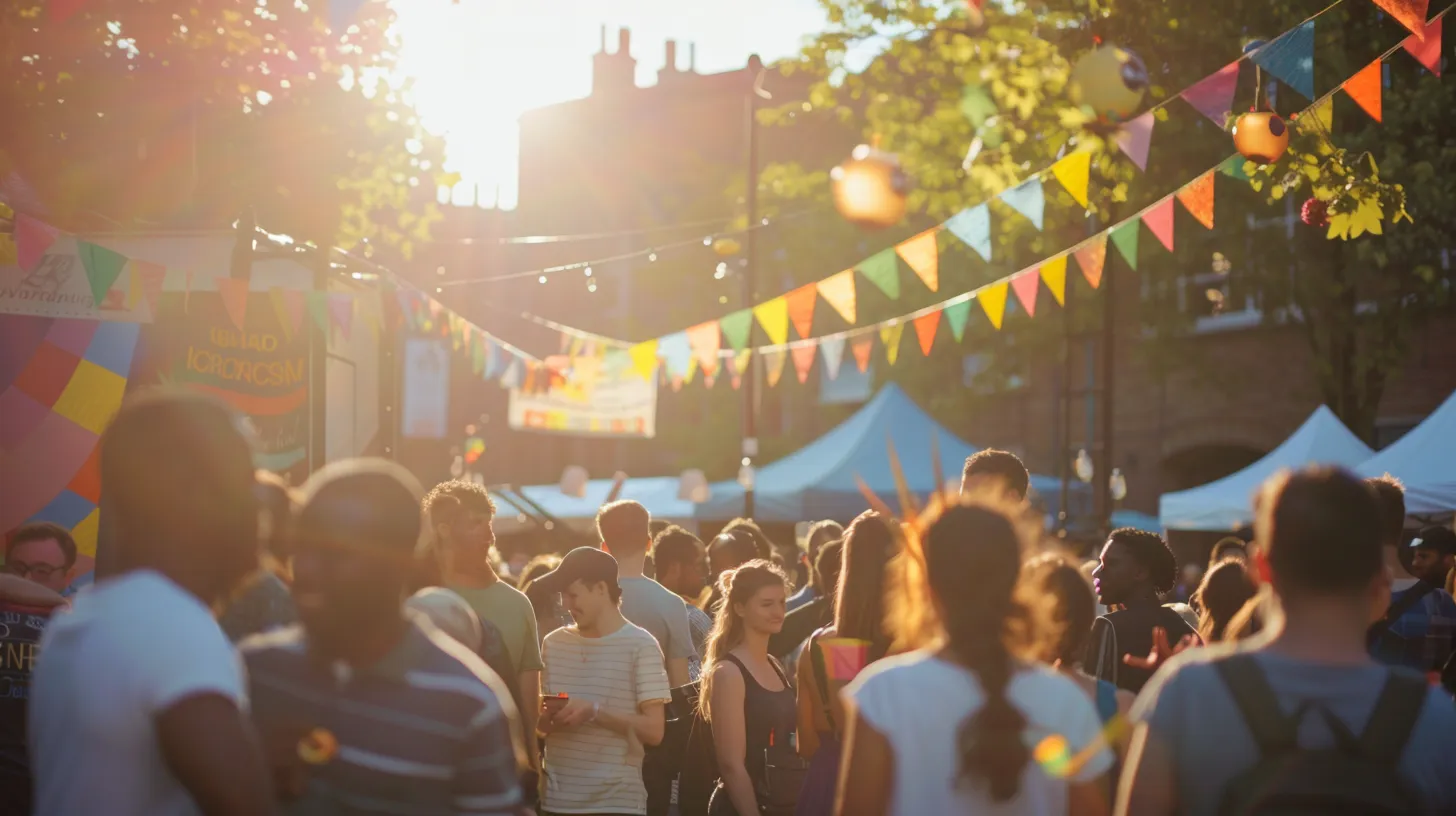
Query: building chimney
688 42 697 72
658 39 678 84
592 26 638 96
599 24 606 53
618 27 631 55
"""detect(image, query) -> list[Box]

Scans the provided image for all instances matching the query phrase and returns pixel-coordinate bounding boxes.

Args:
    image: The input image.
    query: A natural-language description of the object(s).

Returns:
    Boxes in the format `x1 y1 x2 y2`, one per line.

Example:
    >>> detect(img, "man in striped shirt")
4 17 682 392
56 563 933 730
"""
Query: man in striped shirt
241 459 528 816
535 547 670 816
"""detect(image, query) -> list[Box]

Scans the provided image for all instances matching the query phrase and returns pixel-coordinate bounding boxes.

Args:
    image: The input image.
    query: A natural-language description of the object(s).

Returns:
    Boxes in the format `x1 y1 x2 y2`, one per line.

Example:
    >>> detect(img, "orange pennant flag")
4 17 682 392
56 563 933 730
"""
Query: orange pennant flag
1074 236 1108 289
1176 172 1216 229
817 270 857 324
686 320 722 376
1373 0 1430 41
216 277 250 331
913 311 941 356
791 343 817 383
978 282 1009 330
851 335 874 373
1344 59 1383 122
786 283 818 340
896 228 940 292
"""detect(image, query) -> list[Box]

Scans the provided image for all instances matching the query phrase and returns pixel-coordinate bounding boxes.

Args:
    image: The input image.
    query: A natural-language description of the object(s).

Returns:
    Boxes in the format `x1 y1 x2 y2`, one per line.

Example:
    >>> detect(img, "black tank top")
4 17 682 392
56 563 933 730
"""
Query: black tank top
721 653 798 778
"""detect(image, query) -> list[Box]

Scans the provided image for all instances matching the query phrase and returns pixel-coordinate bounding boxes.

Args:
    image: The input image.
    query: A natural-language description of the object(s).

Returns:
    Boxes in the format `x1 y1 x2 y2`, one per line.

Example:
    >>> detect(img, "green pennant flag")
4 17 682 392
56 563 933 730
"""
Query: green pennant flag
77 241 128 306
472 333 486 375
306 291 330 334
1110 221 1140 271
857 249 901 300
720 309 754 351
1218 154 1252 181
943 299 973 342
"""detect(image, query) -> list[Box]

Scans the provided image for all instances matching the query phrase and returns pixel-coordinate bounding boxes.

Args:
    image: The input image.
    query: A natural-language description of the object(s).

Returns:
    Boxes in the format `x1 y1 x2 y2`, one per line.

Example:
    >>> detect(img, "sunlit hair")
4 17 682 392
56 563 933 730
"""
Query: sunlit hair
834 511 899 653
1194 559 1258 643
1024 554 1097 669
697 559 788 721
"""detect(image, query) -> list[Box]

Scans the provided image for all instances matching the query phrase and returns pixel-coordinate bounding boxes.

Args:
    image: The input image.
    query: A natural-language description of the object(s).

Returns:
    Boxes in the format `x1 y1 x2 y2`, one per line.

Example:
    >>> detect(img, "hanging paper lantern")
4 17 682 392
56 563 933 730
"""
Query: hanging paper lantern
1069 46 1149 124
712 237 741 257
1232 111 1289 164
1301 197 1329 227
831 144 910 230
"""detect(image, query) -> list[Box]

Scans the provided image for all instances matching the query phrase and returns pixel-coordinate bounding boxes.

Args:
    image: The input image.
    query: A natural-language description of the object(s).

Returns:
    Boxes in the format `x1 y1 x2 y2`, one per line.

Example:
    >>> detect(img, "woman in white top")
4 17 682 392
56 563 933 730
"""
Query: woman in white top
837 498 1114 816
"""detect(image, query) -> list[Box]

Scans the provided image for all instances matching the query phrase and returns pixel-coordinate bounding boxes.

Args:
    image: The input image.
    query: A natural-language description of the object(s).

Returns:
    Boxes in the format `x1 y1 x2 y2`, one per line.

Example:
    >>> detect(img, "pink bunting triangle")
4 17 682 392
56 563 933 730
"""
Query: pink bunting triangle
215 278 250 331
327 293 354 340
1180 61 1240 125
14 214 60 271
1115 112 1154 171
1011 270 1041 318
791 343 817 383
1143 197 1176 252
1402 16 1442 75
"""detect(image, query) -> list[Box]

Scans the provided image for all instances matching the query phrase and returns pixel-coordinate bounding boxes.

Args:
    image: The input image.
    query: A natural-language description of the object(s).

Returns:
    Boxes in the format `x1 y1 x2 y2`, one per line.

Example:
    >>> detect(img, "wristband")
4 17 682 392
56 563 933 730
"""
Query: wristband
589 701 600 722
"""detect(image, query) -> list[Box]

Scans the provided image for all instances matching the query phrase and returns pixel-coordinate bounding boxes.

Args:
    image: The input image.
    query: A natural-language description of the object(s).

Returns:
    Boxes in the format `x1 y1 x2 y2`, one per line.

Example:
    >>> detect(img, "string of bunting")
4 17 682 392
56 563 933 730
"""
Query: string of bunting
524 4 1444 392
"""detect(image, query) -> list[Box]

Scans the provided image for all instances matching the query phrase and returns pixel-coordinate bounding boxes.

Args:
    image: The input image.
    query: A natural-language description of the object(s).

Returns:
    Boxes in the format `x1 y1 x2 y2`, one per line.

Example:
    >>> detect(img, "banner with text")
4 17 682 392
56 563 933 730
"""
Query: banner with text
508 358 657 438
0 242 154 322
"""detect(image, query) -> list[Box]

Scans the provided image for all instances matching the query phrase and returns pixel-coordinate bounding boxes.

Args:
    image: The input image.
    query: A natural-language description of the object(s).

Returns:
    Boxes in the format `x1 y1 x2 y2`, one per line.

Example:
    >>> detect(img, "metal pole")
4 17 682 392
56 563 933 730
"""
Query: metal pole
1058 267 1074 532
1098 236 1116 531
741 55 763 520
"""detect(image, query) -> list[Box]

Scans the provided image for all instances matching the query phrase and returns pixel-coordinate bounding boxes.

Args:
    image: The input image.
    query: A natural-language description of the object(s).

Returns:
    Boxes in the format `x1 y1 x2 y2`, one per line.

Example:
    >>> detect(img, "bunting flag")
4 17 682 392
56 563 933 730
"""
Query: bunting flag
1376 0 1431 40
1303 97 1334 134
1011 270 1041 318
880 323 905 365
763 348 787 387
1143 197 1176 252
913 311 941 356
1344 59 1383 121
1040 256 1068 305
857 248 901 300
820 336 847 379
896 228 941 292
719 309 754 351
734 349 753 376
15 214 60 271
686 320 722 375
1075 235 1108 288
658 332 693 379
269 287 305 341
786 283 818 339
791 343 817 383
1176 172 1216 229
470 334 485 375
1110 221 1140 271
1115 112 1155 171
1402 16 1442 75
1051 151 1092 208
124 260 158 309
212 277 248 331
1180 61 1240 125
327 293 354 340
1000 178 1045 230
76 241 127 306
135 262 167 316
483 340 502 380
306 291 329 334
851 335 874 372
978 282 1009 330
500 358 523 390
1251 21 1316 100
752 297 790 347
944 299 973 342
817 270 857 325
944 204 992 262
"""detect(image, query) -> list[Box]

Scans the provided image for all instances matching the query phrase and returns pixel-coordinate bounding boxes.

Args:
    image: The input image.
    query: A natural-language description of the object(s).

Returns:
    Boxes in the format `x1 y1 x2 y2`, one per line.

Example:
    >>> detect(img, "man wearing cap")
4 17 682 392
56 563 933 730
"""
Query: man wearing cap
1411 526 1456 596
240 459 528 816
535 548 670 816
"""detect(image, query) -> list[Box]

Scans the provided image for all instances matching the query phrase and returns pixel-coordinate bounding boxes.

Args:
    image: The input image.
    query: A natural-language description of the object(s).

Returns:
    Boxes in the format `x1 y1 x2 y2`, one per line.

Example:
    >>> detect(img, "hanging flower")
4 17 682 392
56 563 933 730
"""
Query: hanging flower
1301 197 1329 228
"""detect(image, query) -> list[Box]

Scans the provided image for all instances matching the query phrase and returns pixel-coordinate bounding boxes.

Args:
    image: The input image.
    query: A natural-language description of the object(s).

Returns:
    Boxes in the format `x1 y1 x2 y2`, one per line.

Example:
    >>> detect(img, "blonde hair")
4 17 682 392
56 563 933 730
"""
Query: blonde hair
697 559 788 721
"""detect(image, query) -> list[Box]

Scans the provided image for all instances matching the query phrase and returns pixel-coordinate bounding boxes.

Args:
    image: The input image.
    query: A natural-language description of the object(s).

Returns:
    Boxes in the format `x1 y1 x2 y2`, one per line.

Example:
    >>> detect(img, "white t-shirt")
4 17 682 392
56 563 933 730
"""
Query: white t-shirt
541 620 671 815
845 651 1114 816
29 569 246 816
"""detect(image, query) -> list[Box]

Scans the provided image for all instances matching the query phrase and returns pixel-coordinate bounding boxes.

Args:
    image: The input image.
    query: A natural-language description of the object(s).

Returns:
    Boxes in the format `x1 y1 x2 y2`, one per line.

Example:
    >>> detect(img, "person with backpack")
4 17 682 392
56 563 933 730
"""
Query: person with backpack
1118 466 1456 816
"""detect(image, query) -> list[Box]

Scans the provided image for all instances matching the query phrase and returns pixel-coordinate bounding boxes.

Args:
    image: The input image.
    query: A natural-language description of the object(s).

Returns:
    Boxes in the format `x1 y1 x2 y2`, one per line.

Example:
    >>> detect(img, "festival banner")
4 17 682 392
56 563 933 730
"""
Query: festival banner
0 239 154 322
508 357 658 439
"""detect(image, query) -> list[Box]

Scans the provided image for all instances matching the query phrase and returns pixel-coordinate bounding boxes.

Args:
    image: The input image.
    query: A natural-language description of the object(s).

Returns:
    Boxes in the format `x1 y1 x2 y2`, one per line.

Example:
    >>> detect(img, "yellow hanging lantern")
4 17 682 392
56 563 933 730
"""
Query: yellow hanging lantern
1069 46 1149 124
831 144 910 230
1232 111 1289 164
712 237 741 257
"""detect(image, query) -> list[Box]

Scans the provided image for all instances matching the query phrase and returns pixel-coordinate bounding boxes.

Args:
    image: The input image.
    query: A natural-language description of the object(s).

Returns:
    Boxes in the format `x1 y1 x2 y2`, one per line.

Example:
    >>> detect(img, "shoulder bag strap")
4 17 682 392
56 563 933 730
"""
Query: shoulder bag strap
1214 655 1298 756
807 629 836 729
1358 670 1429 767
1368 582 1437 646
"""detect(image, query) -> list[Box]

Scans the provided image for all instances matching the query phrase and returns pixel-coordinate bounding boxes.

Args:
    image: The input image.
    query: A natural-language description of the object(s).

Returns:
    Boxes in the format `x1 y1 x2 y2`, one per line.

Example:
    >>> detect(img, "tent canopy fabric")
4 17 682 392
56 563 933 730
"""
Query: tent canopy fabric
697 383 1070 523
1356 388 1456 516
515 477 698 524
1159 405 1374 531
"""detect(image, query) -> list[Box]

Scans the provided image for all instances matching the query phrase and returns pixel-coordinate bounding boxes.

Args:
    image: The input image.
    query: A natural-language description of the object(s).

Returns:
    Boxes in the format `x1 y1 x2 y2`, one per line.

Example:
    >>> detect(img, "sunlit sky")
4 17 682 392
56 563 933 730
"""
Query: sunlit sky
391 0 828 210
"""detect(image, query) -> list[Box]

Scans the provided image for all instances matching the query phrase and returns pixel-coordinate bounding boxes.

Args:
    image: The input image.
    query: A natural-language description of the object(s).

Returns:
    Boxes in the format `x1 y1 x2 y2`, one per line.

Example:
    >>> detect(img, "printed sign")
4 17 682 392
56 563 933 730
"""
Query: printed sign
0 243 154 322
402 338 450 439
508 355 657 438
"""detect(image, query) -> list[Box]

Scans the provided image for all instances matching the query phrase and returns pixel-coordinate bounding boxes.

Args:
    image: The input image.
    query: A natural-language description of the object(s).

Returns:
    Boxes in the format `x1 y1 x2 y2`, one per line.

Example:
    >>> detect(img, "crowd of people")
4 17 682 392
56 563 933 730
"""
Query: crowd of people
3 389 1456 815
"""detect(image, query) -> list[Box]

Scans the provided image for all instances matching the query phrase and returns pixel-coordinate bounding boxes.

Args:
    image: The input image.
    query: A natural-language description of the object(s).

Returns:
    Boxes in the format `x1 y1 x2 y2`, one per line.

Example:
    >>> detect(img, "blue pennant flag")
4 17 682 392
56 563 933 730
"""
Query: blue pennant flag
944 204 992 262
999 179 1045 231
1252 21 1315 100
657 331 694 378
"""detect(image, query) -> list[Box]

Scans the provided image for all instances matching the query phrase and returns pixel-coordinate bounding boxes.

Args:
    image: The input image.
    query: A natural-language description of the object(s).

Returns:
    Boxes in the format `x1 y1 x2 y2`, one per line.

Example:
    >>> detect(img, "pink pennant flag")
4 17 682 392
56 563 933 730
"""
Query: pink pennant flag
1115 112 1154 171
215 278 250 331
1403 16 1442 76
818 638 871 682
14 214 60 271
1011 270 1041 318
1180 61 1240 125
1143 197 1176 252
327 293 355 340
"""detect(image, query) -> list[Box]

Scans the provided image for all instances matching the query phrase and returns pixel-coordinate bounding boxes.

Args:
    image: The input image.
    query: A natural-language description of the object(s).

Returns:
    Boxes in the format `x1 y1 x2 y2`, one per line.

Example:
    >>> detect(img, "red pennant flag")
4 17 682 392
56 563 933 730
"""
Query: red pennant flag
1344 59 1384 121
1011 270 1041 318
791 343 817 383
216 278 250 331
1375 0 1431 41
1402 16 1442 75
1176 172 1216 229
786 283 817 339
14 214 60 271
913 311 941 356
851 335 873 373
1143 197 1176 252
1180 61 1240 125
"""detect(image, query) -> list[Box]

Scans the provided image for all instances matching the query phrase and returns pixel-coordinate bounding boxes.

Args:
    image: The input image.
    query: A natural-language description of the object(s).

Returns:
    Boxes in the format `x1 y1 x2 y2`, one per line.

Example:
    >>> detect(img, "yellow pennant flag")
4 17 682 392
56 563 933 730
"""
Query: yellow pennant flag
763 348 788 387
629 339 659 381
895 228 940 292
879 322 906 366
817 270 857 324
1052 151 1092 209
684 355 699 384
1300 97 1334 136
978 281 1010 330
1040 256 1068 306
734 349 753 376
753 297 790 347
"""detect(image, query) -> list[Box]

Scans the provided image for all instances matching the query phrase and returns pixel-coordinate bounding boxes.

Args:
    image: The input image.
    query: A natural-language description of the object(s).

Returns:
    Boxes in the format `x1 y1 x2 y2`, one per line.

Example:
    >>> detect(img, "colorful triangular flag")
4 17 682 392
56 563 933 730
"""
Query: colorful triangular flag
720 309 754 351
1040 256 1068 305
913 311 941 356
658 332 693 379
978 282 1009 330
857 249 901 300
1011 270 1041 318
269 287 305 341
763 348 787 387
791 343 817 383
820 336 846 379
896 228 940 292
630 340 659 381
500 358 523 390
686 320 722 375
817 270 857 325
1344 59 1383 121
1402 16 1441 75
1180 61 1240 125
944 299 973 342
1376 0 1431 41
1075 235 1108 288
753 297 790 347
1219 154 1253 181
1251 21 1315 100
944 204 992 262
14 214 60 272
1051 151 1092 208
1000 178 1045 230
1110 221 1140 271
851 335 874 372
215 277 250 331
76 240 128 306
327 293 354 340
1177 172 1216 229
880 322 905 365
306 291 329 334
1115 112 1154 172
1143 197 1176 252
786 284 818 340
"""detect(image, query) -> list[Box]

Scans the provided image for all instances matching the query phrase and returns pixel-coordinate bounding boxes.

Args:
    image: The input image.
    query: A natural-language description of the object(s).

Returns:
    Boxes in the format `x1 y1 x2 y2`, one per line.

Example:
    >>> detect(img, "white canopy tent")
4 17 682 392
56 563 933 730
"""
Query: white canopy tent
1356 388 1456 516
1159 406 1374 531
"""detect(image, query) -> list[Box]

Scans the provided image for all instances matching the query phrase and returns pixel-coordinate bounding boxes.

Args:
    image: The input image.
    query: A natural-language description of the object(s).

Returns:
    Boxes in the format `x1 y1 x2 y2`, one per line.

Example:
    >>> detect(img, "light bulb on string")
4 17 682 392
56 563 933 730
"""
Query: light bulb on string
588 282 598 293
714 262 727 280
703 236 713 246
538 275 547 284
584 266 593 277
648 251 658 262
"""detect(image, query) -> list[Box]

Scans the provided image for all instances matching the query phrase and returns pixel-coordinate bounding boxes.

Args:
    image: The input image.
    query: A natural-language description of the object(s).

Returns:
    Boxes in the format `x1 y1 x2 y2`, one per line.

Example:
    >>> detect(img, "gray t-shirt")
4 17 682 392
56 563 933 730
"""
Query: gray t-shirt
618 576 696 662
1133 642 1456 815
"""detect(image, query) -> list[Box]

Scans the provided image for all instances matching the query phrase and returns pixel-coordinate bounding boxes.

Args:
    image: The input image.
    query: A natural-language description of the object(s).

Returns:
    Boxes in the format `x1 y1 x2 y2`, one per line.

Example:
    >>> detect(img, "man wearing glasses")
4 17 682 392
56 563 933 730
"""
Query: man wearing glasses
3 523 76 595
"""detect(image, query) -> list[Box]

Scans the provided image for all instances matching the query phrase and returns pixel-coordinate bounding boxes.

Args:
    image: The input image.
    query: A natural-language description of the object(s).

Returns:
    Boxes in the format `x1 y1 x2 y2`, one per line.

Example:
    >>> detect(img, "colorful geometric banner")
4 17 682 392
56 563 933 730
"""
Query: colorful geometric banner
944 204 992 262
896 229 940 293
1040 256 1069 305
1177 172 1216 229
1052 151 1092 208
817 271 857 325
1143 197 1176 252
1011 270 1041 318
944 299 972 342
857 249 901 300
1116 113 1155 171
880 322 905 365
1000 178 1046 230
913 311 940 356
978 282 1009 330
1075 236 1108 289
786 284 818 340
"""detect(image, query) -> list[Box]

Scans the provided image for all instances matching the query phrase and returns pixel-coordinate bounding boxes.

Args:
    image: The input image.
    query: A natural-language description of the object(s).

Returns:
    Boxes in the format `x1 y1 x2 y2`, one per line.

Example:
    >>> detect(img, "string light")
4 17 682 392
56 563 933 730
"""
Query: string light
588 282 598 293
714 262 727 279
584 266 593 277
538 275 547 284
648 252 658 262
702 236 713 246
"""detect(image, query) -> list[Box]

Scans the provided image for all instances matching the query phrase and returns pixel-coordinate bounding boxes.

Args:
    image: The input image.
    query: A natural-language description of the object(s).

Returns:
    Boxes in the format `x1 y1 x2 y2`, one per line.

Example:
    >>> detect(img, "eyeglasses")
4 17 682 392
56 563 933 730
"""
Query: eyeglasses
3 561 66 580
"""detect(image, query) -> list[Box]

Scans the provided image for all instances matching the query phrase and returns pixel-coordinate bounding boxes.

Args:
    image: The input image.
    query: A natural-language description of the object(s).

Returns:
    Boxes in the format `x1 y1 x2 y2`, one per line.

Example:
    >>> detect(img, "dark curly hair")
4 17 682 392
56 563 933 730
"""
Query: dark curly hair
1109 527 1179 595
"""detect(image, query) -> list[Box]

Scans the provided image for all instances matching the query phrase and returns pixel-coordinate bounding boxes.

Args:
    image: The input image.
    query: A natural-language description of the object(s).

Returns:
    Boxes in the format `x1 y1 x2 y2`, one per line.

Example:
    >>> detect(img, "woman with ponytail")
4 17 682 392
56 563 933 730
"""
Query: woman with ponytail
701 560 801 816
836 499 1114 816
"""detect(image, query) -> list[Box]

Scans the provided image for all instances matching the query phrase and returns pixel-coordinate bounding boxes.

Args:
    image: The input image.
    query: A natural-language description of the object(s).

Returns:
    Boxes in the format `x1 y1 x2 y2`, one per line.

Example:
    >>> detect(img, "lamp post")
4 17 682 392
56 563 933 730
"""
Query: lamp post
741 54 768 519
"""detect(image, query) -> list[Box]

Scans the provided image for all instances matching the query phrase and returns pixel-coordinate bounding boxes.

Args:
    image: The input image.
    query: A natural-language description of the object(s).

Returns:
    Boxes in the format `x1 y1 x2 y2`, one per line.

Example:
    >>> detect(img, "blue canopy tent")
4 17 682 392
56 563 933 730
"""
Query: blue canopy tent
514 477 700 526
696 384 1078 523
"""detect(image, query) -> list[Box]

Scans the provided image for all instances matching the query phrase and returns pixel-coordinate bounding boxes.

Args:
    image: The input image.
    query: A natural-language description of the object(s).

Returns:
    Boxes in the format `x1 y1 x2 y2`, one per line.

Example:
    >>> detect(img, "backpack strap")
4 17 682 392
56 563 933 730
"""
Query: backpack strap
1215 655 1298 755
807 628 836 730
1358 670 1428 767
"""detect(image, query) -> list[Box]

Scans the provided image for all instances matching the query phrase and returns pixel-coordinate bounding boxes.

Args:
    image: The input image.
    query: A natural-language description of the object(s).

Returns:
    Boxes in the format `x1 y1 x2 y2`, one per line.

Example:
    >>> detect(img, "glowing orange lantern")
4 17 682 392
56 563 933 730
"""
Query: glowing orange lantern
831 144 910 230
1232 111 1289 165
